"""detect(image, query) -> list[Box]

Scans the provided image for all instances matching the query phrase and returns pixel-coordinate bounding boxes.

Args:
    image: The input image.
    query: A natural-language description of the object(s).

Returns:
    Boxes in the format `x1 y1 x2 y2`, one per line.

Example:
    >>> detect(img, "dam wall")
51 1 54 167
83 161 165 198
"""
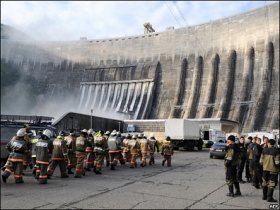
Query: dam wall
1 3 279 133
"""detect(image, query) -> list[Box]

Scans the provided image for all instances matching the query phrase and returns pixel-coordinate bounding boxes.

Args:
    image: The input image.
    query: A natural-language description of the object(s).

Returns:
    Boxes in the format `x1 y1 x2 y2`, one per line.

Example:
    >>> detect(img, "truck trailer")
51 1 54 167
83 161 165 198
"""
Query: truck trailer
165 119 203 151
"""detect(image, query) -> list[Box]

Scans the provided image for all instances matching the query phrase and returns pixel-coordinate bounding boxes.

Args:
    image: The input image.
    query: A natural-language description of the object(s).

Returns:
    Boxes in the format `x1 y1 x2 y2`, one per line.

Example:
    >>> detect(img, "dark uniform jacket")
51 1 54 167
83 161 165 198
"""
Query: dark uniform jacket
252 143 263 163
224 143 240 173
237 142 247 160
35 134 53 164
6 136 28 162
65 134 76 152
75 135 90 153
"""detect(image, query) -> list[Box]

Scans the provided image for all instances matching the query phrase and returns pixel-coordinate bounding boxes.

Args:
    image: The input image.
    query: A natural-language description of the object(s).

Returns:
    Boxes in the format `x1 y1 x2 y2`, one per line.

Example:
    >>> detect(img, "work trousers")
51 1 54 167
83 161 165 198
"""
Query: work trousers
94 151 105 172
67 150 77 170
35 162 49 184
47 160 67 176
2 161 24 183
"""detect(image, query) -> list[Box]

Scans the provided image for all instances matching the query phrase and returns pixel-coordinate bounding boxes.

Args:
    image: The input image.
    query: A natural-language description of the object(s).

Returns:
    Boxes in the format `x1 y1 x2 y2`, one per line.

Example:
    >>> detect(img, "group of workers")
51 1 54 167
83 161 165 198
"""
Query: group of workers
224 135 279 203
1 125 174 184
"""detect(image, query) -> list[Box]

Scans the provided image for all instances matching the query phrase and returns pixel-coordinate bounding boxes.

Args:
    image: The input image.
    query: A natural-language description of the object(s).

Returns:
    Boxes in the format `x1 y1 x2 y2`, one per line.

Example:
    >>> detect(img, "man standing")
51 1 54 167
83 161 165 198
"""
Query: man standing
161 136 173 167
252 137 263 189
30 130 43 176
108 130 122 170
148 133 159 165
103 131 111 167
247 136 256 185
74 129 90 178
35 129 53 184
237 136 247 183
260 139 279 202
245 136 253 183
47 131 69 179
65 130 77 174
127 135 140 168
122 134 132 164
84 129 94 171
93 130 107 174
139 135 150 167
224 135 241 197
2 128 27 184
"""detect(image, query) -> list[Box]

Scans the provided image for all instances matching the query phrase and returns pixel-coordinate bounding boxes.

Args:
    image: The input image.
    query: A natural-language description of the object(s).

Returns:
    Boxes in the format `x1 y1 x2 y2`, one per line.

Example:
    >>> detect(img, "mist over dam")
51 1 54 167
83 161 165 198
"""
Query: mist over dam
1 2 279 134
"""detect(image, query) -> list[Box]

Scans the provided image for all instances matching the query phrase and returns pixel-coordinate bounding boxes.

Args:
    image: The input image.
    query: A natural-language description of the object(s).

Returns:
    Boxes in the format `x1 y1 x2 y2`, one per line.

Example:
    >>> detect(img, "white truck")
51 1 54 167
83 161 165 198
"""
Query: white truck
165 119 203 151
203 129 227 144
248 131 279 145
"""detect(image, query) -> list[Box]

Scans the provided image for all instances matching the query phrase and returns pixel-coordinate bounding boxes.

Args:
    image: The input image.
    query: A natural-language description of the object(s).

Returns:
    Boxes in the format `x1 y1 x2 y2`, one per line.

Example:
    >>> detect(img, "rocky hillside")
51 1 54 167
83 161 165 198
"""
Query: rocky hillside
1 23 35 41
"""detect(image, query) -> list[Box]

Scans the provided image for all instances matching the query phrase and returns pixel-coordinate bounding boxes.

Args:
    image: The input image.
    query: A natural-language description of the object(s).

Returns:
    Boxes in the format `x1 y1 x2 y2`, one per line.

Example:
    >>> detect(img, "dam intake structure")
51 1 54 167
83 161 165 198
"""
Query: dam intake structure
0 2 279 134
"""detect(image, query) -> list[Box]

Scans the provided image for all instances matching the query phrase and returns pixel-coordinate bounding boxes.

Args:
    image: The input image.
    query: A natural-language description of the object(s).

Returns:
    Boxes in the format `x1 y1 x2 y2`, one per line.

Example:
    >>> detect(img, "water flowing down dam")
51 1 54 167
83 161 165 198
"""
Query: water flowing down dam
0 3 279 133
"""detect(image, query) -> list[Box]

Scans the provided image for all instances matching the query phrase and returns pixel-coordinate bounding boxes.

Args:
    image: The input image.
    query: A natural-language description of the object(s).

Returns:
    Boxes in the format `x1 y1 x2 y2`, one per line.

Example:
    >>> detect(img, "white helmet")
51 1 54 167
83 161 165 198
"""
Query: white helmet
150 133 154 138
81 129 88 133
43 129 52 138
111 130 117 136
17 128 26 137
88 129 93 134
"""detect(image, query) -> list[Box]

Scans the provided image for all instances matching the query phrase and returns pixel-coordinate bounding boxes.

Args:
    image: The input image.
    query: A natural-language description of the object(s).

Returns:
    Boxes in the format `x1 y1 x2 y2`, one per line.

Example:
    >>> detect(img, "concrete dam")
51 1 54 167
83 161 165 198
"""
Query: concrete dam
1 3 279 134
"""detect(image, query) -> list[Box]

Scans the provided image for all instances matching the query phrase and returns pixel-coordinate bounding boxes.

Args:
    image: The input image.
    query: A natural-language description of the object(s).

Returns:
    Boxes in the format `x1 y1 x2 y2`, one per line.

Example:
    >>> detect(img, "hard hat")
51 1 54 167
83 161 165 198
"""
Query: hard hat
143 135 147 139
105 130 110 135
43 129 52 138
81 129 88 133
88 128 93 134
70 129 75 135
16 128 26 137
138 133 143 138
59 130 66 136
117 131 121 135
111 130 117 136
132 135 137 139
150 133 154 138
99 130 105 135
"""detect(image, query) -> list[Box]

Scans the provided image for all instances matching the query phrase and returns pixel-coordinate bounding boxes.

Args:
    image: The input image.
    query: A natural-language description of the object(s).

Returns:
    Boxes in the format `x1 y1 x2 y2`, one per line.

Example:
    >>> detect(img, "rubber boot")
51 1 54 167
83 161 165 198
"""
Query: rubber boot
110 164 115 170
162 160 166 166
267 188 278 202
262 186 268 200
93 165 97 173
61 174 69 178
226 185 234 197
234 182 242 196
67 168 74 174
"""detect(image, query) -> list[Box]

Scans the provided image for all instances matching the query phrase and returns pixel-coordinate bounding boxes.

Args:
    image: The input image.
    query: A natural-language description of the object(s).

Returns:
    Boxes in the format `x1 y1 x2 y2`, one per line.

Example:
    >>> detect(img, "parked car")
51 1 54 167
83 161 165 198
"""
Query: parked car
209 142 227 158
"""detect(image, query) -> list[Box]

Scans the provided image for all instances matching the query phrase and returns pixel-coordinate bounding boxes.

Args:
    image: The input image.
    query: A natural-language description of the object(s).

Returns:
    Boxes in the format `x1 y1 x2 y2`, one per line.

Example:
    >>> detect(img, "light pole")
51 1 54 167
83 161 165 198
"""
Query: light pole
90 109 93 129
119 121 121 132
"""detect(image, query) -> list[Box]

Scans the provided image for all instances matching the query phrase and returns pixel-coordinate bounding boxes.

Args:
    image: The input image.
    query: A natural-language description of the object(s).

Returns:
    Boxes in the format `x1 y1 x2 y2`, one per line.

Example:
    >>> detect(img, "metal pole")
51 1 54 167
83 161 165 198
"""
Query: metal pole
119 121 120 132
91 109 93 129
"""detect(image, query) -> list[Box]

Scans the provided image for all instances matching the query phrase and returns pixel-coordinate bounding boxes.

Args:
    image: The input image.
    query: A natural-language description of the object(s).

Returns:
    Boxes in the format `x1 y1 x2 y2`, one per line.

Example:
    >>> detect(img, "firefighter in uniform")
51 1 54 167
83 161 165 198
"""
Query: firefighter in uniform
23 124 32 171
224 135 241 197
260 139 279 202
237 136 247 183
139 135 150 167
35 129 53 184
30 130 43 176
93 130 107 174
108 130 122 170
74 129 90 178
103 131 111 166
137 134 143 161
117 131 125 165
2 128 27 184
148 133 159 165
84 129 95 171
47 131 69 178
65 129 77 174
122 134 132 164
127 135 140 168
161 136 173 167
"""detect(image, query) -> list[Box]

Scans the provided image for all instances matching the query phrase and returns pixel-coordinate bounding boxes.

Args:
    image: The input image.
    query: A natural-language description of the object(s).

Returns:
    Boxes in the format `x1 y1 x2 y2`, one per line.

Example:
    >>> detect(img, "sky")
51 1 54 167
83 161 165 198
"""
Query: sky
1 1 277 41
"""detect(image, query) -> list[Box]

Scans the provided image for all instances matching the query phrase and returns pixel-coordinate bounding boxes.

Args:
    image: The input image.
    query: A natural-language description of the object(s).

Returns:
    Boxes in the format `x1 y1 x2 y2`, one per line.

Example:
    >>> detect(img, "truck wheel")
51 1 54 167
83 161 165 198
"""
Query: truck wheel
210 155 213 158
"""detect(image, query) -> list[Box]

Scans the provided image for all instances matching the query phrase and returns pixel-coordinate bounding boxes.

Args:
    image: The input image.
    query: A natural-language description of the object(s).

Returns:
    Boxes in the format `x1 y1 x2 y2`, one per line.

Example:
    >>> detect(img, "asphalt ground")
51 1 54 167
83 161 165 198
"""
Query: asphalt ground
1 148 279 209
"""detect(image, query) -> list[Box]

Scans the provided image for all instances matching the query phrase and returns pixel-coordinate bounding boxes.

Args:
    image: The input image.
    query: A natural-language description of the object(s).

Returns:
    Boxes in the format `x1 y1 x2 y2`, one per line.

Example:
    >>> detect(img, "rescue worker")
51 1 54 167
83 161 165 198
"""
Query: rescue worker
35 129 53 184
117 131 125 165
108 130 122 170
65 129 77 174
74 129 90 178
245 136 253 183
261 137 269 149
23 124 32 171
30 130 43 176
137 134 143 161
122 133 132 164
161 136 173 167
247 136 256 185
103 131 111 166
224 135 241 197
47 131 69 178
93 130 107 174
148 133 159 165
260 139 279 202
139 135 150 167
127 135 140 168
84 129 94 171
252 137 263 189
2 128 27 184
237 136 247 183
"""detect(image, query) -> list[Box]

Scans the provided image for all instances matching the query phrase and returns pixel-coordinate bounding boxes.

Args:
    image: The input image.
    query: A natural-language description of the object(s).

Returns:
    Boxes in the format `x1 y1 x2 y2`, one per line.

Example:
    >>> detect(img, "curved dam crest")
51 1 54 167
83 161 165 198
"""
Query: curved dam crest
1 3 279 133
